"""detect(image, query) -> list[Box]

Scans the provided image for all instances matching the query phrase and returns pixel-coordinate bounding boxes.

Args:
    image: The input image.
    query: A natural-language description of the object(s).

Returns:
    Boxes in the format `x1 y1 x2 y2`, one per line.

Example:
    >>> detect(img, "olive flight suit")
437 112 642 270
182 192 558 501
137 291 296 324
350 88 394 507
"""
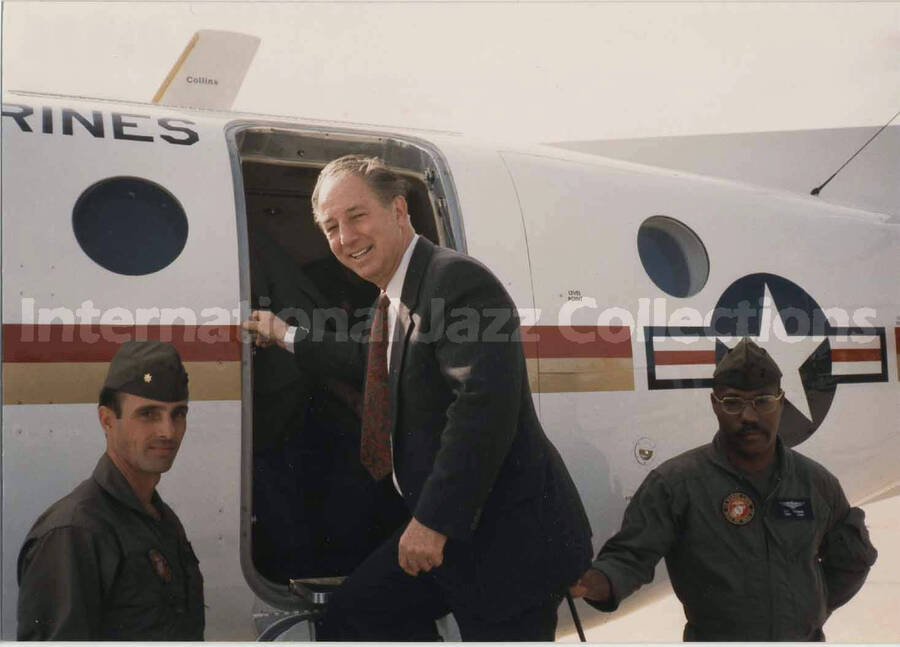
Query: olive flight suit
17 453 205 640
590 434 877 641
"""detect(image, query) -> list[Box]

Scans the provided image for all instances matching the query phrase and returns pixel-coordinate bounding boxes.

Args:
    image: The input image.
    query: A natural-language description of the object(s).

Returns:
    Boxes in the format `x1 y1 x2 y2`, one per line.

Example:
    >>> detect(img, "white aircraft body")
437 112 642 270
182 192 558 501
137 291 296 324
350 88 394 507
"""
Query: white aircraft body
2 86 898 639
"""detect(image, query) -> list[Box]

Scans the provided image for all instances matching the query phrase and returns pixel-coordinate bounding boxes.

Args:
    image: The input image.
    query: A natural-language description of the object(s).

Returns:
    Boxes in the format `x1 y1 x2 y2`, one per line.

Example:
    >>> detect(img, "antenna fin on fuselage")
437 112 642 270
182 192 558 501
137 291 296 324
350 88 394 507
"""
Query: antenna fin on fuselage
153 29 260 110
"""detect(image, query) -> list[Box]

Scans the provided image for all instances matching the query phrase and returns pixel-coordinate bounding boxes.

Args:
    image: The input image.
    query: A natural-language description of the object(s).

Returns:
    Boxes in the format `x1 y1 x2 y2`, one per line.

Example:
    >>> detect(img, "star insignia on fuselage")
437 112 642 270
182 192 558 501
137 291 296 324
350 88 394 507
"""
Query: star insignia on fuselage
718 283 824 422
645 272 888 447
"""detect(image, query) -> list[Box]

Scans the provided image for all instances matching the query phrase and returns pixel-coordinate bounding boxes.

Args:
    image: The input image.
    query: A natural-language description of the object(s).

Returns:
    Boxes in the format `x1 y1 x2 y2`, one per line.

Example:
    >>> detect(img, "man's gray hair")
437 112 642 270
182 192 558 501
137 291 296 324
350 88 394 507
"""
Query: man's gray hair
311 155 409 219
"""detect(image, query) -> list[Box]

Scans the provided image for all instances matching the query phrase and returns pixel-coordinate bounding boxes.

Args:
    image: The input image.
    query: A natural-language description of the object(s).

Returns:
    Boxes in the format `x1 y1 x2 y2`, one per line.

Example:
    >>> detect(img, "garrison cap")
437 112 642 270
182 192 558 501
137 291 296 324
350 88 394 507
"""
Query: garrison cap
712 338 782 390
103 341 189 402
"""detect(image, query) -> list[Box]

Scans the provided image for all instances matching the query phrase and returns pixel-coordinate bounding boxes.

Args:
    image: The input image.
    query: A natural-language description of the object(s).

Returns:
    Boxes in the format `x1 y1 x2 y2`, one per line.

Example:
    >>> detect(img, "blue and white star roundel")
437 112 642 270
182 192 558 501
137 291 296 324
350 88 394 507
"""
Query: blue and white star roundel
645 273 889 447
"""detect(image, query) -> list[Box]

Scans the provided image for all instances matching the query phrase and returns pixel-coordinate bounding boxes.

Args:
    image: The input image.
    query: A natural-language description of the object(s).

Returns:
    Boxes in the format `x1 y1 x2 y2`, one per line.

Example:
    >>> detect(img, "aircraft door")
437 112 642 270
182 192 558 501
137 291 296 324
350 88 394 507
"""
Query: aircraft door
229 126 467 627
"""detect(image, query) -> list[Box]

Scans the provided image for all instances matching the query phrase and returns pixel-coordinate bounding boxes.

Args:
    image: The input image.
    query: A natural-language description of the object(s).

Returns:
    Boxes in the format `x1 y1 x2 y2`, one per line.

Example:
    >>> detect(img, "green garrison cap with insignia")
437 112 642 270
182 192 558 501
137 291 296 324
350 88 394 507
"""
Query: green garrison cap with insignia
712 338 782 389
103 341 189 402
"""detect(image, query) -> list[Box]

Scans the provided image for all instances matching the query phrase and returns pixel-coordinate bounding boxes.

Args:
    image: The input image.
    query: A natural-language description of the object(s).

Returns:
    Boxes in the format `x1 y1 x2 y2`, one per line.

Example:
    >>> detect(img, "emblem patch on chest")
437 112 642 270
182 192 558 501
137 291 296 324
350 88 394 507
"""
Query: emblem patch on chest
774 498 814 520
148 549 173 583
722 492 756 525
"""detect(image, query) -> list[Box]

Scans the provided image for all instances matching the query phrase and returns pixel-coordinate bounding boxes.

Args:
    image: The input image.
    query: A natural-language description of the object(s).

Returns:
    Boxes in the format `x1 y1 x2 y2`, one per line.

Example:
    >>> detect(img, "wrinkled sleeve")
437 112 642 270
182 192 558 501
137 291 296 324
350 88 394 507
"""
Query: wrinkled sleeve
17 526 118 640
820 489 877 613
588 470 678 612
413 264 523 541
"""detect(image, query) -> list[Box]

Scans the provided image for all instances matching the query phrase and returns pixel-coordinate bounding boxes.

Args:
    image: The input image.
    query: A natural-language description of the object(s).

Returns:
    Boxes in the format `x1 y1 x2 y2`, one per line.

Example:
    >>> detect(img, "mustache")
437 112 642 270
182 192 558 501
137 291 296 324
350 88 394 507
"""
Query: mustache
739 423 762 434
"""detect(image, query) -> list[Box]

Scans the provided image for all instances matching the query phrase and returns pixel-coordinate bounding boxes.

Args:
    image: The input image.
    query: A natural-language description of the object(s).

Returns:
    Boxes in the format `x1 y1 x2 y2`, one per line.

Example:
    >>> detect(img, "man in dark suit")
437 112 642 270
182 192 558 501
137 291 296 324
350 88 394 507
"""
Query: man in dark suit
244 155 592 641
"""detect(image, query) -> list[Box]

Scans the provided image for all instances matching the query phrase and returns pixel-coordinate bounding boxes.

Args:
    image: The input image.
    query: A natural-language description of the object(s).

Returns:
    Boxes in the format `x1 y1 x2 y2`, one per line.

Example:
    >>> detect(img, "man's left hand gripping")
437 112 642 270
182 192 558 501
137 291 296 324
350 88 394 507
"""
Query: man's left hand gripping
398 517 448 576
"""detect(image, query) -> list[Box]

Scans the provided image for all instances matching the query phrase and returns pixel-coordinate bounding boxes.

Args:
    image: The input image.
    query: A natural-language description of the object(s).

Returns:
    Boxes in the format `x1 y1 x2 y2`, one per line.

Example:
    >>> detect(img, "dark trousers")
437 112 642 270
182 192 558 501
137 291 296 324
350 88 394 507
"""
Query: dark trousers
317 528 562 641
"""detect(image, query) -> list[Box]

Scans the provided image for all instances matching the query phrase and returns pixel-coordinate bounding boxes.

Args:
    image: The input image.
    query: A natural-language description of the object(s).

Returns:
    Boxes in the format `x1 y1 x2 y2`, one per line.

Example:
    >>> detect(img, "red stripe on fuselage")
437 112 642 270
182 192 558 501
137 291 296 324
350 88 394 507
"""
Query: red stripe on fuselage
520 326 631 359
4 324 634 363
654 347 882 366
654 350 716 366
2 324 241 362
830 348 882 362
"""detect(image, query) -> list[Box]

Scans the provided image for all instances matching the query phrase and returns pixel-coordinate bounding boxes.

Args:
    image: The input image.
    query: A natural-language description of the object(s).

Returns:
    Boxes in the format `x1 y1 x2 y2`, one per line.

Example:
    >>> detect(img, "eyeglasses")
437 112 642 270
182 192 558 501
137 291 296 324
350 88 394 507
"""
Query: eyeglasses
712 391 784 415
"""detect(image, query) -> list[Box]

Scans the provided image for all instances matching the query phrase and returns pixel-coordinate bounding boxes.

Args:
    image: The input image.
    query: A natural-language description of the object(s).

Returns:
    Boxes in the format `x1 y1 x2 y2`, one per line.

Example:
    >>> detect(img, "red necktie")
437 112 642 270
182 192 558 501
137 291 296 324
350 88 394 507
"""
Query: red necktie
360 292 392 480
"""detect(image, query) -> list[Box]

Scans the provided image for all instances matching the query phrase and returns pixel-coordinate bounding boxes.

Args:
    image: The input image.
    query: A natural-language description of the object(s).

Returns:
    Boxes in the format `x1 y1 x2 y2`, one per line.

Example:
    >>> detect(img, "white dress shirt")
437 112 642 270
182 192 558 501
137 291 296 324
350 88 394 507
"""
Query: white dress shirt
384 234 420 366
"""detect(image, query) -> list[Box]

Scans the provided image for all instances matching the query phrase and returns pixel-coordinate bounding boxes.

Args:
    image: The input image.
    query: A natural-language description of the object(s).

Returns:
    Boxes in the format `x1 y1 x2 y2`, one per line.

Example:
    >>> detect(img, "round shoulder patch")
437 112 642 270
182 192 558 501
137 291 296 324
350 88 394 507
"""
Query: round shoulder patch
722 492 756 525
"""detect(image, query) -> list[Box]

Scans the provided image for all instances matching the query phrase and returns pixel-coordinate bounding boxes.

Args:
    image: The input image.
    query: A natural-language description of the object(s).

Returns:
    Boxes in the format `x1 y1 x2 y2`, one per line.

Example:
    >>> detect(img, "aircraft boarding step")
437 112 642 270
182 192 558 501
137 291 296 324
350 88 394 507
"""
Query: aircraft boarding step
256 578 348 641
289 576 348 606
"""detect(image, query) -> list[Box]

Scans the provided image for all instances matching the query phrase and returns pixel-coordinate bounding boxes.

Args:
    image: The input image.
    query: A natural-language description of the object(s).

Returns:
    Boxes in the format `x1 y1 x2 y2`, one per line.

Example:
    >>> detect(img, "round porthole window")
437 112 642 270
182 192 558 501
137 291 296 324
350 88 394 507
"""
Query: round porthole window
73 177 188 276
637 215 709 298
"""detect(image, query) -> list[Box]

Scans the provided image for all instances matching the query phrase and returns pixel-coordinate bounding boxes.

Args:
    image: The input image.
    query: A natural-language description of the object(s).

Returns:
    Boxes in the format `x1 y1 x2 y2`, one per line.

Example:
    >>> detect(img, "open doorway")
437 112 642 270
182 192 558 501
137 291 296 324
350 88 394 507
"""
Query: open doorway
231 126 462 605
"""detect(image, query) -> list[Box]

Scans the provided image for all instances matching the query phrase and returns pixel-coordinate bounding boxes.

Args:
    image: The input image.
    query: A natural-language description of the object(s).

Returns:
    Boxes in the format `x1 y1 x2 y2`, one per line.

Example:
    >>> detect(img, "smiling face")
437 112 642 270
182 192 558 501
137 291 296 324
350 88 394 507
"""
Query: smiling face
712 383 784 467
314 173 414 289
100 392 188 479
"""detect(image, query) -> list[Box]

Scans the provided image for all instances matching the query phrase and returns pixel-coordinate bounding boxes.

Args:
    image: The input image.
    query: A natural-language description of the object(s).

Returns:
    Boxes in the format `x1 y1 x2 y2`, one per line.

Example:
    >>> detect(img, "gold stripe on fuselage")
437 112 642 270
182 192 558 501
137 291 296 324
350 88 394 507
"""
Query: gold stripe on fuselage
2 361 241 405
526 357 635 393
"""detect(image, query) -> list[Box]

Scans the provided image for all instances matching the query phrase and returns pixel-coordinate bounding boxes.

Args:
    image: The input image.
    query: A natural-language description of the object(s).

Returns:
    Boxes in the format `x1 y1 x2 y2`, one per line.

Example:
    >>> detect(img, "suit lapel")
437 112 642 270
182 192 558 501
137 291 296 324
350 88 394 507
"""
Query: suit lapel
387 237 434 441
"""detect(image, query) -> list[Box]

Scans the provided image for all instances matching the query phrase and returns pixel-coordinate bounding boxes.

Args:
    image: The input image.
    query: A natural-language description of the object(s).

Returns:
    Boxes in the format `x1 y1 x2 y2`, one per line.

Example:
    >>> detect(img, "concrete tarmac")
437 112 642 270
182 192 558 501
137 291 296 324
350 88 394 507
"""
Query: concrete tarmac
558 492 899 642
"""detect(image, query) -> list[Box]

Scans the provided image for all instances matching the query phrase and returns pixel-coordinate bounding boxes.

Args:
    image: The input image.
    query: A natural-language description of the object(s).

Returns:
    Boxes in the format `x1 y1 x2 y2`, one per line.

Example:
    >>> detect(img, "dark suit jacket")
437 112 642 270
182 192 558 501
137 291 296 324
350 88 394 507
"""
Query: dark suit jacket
294 237 593 619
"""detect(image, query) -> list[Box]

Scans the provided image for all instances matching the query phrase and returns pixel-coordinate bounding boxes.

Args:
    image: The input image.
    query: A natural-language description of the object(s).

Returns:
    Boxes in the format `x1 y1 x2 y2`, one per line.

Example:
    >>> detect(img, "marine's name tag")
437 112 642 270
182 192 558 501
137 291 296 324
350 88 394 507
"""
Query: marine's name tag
774 498 814 520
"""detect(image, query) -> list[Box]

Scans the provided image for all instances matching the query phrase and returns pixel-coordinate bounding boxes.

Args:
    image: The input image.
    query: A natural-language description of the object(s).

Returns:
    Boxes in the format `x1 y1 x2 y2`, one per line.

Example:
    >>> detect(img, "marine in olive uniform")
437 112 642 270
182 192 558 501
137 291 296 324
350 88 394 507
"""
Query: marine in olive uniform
571 337 877 641
17 341 205 640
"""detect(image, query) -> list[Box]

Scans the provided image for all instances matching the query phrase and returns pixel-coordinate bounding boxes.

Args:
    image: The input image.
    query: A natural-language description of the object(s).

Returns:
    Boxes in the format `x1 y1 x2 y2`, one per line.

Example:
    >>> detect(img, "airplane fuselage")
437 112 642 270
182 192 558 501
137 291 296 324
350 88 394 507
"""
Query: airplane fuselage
2 92 898 639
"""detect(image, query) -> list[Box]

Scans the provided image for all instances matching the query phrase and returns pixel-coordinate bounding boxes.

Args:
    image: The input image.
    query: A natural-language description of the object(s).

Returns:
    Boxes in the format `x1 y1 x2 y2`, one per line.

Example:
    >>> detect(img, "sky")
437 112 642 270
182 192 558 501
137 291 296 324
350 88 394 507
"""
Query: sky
3 1 900 143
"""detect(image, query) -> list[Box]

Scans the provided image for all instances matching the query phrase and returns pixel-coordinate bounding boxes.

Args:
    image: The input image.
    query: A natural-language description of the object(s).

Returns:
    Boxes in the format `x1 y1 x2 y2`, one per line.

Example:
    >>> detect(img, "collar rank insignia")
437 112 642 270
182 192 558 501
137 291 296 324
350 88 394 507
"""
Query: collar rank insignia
722 492 755 525
148 548 173 583
144 372 153 383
